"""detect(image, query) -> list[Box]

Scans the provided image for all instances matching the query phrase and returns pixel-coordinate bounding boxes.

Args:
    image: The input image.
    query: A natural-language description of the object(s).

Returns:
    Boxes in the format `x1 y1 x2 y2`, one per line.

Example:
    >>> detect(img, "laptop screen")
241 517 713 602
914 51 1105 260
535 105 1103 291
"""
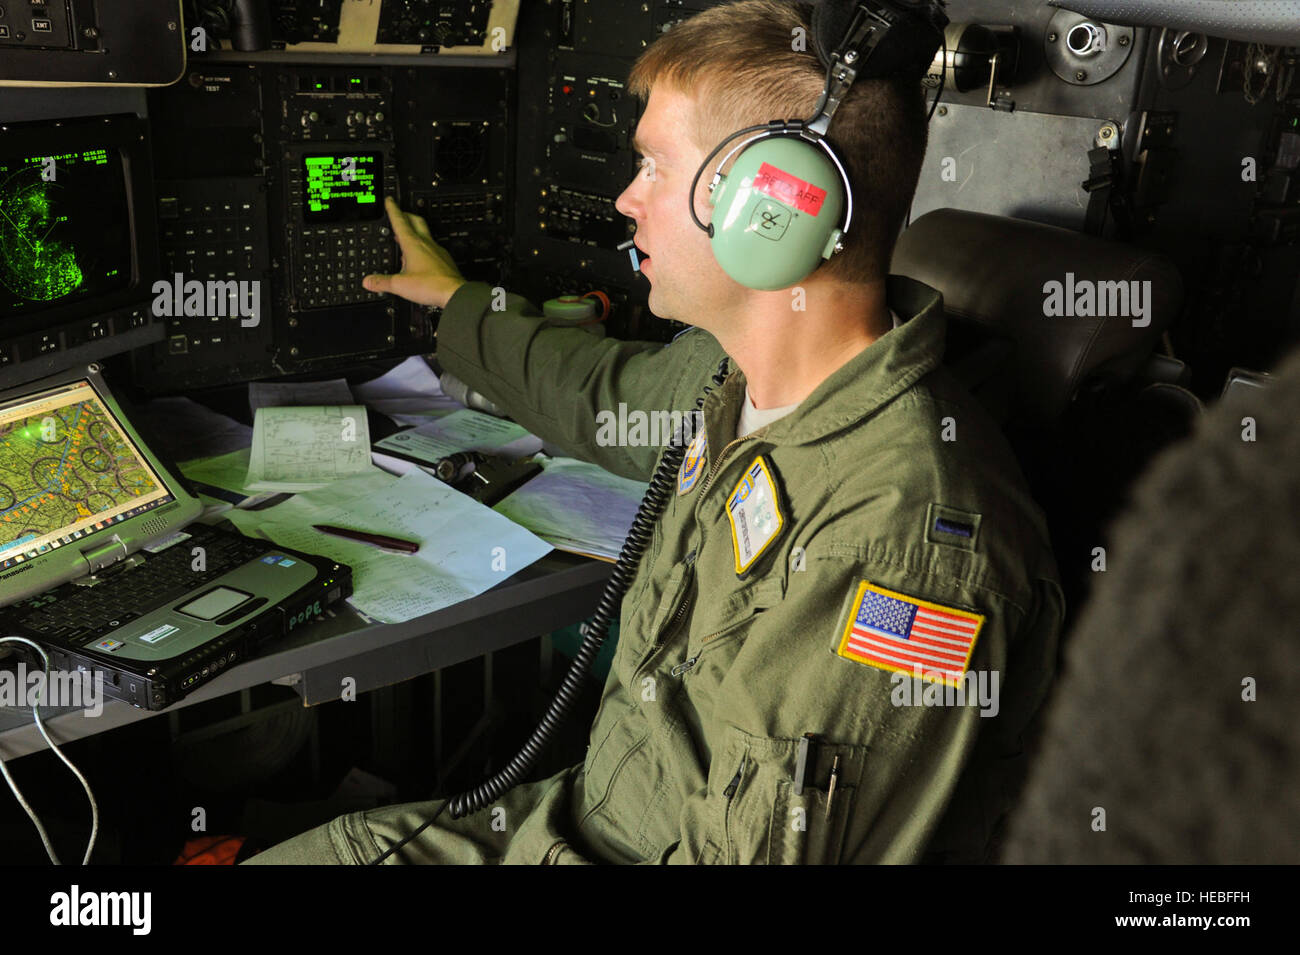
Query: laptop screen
0 379 175 572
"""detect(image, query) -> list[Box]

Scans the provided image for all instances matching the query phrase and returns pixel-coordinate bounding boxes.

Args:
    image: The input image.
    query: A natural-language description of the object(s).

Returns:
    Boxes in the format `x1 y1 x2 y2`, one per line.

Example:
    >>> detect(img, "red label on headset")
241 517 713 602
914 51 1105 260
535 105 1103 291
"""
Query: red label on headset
752 162 827 216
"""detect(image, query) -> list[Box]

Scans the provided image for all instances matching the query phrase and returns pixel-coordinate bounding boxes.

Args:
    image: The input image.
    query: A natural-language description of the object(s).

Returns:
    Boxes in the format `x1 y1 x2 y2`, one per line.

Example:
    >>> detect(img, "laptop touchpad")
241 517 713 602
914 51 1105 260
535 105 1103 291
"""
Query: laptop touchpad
178 587 253 620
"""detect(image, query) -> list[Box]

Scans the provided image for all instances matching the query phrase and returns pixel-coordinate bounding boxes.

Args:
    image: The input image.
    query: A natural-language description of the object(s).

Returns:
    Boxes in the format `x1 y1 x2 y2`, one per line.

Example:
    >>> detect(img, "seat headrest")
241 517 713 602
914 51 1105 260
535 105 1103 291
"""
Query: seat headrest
892 208 1184 426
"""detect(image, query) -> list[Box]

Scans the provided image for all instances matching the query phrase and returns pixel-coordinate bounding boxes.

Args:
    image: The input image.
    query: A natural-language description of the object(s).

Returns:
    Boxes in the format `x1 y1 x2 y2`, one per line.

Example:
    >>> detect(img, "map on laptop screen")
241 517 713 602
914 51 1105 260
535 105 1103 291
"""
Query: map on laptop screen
0 380 173 571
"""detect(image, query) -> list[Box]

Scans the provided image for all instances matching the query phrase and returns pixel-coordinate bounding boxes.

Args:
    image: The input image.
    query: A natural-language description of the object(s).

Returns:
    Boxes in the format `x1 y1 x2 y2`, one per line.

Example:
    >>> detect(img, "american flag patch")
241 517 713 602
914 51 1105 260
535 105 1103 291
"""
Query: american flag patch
835 581 984 687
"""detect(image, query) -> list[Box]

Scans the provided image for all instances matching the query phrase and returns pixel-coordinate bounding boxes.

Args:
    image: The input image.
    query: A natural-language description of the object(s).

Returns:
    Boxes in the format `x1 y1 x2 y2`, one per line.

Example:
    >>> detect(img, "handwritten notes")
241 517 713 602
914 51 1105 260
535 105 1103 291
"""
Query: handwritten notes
245 405 378 492
224 468 553 623
374 408 543 463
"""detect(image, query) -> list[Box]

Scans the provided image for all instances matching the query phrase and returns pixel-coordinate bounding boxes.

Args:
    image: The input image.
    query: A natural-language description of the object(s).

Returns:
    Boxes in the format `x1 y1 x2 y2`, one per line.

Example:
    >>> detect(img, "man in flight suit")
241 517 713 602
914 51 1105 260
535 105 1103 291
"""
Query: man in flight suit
247 0 1064 864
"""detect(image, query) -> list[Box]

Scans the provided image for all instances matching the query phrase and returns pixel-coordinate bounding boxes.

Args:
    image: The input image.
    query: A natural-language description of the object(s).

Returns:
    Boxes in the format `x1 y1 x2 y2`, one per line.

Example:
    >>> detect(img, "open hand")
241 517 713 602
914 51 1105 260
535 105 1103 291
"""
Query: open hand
363 196 468 309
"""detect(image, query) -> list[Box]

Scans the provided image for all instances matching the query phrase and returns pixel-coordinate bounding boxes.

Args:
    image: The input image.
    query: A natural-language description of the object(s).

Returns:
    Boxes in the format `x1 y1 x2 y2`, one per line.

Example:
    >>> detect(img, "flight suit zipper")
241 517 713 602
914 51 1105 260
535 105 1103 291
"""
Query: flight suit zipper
721 755 748 863
670 625 732 676
542 839 566 864
696 434 754 500
723 757 746 799
662 550 697 637
668 626 726 676
661 431 756 681
673 596 777 677
634 549 697 678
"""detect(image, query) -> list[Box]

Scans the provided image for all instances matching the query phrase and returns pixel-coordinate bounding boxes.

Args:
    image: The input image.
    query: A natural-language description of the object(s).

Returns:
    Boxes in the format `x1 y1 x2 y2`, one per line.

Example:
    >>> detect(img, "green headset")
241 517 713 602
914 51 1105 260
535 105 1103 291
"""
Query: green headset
688 0 948 290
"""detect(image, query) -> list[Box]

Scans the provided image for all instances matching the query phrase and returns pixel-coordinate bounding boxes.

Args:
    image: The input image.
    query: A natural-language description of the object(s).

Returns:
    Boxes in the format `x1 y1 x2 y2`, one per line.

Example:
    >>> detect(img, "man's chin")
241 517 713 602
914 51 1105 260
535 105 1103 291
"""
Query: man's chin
646 289 677 324
645 276 699 327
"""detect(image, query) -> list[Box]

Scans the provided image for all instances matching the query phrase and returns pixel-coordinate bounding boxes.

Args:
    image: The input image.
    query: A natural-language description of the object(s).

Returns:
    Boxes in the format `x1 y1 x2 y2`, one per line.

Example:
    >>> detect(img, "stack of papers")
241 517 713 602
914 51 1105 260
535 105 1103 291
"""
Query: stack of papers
224 468 553 624
248 377 354 414
245 404 380 492
352 355 462 426
493 456 648 562
171 362 654 588
374 408 543 463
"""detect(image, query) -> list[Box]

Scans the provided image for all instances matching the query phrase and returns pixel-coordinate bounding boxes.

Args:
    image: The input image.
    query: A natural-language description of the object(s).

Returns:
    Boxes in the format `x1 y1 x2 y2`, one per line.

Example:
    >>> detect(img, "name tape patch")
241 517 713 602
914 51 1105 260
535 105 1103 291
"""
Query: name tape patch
726 455 785 575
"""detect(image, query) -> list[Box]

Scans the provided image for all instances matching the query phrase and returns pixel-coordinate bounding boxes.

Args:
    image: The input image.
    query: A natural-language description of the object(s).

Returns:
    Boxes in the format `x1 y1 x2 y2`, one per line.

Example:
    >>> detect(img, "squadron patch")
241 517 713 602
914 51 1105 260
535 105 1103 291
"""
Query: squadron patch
835 581 984 687
678 427 707 495
726 455 785 575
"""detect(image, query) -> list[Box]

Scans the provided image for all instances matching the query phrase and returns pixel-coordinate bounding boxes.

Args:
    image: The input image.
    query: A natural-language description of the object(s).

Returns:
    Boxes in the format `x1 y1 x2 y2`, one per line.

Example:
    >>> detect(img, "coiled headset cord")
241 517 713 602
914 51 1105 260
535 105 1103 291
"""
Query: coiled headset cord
369 356 730 864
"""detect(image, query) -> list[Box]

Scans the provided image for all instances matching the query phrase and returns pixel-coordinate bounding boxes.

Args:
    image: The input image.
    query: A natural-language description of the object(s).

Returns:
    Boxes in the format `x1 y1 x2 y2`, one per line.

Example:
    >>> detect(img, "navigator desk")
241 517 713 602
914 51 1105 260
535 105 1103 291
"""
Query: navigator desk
0 539 612 760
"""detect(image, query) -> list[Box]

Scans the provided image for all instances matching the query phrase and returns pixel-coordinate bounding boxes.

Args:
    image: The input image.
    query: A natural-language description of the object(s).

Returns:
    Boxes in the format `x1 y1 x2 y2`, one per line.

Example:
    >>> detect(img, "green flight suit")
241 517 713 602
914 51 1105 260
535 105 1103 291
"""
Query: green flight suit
245 276 1065 865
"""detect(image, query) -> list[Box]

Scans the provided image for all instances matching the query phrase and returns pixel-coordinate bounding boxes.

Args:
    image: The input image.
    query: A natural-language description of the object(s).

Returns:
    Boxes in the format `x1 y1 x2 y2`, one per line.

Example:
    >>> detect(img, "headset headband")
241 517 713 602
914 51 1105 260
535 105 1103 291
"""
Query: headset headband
807 0 947 133
688 2 943 238
680 1 948 288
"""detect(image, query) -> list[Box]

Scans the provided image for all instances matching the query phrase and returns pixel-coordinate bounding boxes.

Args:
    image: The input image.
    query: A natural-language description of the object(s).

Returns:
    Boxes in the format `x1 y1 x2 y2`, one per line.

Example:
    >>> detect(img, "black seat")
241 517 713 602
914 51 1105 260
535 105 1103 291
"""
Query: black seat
892 208 1190 627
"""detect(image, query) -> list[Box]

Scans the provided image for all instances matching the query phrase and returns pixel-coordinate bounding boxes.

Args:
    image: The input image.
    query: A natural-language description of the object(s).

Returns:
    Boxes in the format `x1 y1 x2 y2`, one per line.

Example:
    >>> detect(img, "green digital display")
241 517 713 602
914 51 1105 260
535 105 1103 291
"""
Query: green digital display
302 153 383 223
0 147 131 317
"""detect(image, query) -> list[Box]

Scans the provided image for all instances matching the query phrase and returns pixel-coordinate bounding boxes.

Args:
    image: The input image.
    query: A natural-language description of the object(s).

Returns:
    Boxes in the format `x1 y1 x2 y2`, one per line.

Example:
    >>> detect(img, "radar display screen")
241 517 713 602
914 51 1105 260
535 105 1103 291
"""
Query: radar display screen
302 153 383 223
0 381 171 571
0 146 132 319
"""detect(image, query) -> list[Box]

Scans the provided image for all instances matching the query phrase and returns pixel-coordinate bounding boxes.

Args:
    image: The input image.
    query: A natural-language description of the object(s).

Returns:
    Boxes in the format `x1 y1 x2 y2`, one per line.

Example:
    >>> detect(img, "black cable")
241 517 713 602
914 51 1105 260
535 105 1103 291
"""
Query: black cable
368 357 732 865
806 53 839 128
368 797 448 864
688 122 800 236
368 5 946 865
908 29 947 229
926 28 947 122
190 0 233 49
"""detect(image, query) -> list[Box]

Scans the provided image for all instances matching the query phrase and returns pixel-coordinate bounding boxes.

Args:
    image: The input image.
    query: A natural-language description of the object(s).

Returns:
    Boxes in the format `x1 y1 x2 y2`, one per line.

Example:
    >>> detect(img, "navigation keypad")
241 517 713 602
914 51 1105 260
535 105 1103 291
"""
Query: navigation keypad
294 223 395 309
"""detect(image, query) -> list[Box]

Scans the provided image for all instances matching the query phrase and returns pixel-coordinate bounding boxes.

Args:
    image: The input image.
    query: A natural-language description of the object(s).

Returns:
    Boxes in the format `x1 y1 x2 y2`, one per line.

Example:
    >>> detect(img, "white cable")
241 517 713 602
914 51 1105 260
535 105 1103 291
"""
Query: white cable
0 637 100 865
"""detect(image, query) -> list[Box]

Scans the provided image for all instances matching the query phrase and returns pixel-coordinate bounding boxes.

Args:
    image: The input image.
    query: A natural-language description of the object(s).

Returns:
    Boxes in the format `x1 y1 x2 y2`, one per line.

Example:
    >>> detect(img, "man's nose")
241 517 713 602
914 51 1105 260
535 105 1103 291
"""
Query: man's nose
615 178 642 220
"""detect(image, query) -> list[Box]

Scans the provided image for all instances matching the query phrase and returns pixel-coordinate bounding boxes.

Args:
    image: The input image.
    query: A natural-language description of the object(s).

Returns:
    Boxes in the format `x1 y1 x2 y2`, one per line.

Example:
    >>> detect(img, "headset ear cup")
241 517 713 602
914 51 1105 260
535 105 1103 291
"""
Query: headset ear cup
707 135 846 291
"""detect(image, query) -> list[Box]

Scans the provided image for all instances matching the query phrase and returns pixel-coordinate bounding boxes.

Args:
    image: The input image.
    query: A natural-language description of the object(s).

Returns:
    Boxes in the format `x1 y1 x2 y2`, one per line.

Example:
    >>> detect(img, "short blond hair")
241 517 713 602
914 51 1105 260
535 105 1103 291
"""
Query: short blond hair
627 0 929 282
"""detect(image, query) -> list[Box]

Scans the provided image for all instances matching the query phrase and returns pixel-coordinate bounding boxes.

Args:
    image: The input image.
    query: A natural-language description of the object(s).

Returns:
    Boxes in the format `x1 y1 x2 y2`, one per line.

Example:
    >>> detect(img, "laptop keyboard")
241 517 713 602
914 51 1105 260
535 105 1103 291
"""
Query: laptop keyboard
11 526 271 644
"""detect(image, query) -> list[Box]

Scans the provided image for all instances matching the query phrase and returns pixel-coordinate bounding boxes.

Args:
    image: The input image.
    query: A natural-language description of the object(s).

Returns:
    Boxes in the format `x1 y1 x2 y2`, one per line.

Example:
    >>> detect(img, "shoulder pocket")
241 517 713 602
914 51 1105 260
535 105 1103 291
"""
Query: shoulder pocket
617 559 691 675
688 575 783 659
